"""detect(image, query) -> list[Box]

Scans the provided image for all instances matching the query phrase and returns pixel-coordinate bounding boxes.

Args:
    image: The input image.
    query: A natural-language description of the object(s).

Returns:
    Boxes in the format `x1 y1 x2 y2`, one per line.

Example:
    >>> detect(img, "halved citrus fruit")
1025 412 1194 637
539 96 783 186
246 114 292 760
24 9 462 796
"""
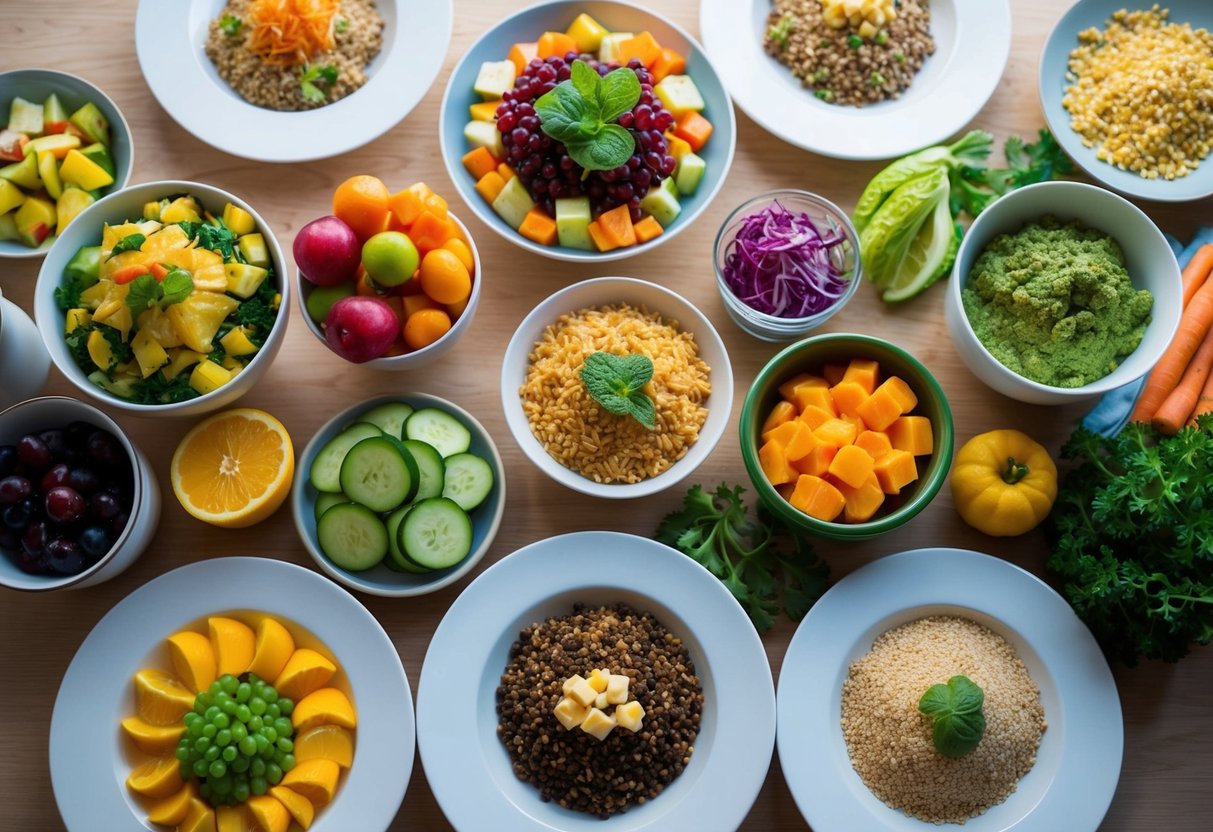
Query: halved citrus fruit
134 668 196 725
293 724 355 769
292 688 357 732
208 616 256 678
279 758 340 807
126 756 185 798
171 408 294 528
248 616 296 682
274 648 337 701
270 785 315 829
166 630 217 693
121 716 186 755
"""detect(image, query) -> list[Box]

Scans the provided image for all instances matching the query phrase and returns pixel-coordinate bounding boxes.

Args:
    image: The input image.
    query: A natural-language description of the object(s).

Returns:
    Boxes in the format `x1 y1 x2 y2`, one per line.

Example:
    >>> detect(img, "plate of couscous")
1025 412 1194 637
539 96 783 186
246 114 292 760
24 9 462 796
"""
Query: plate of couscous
1039 0 1213 202
135 0 452 162
776 548 1122 832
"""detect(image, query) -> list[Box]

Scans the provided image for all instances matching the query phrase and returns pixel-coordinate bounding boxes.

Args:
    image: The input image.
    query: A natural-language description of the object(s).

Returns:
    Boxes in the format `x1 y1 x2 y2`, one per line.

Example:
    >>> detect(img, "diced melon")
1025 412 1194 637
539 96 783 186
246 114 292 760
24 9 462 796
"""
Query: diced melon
8 96 43 135
69 102 110 146
15 196 56 247
673 151 706 196
0 179 24 214
654 75 706 117
554 196 594 250
189 360 233 395
225 263 269 298
491 175 536 230
0 153 41 190
0 213 16 241
463 120 506 162
237 233 270 267
473 60 516 100
56 188 95 235
25 132 80 158
638 175 681 227
598 32 634 63
59 149 113 191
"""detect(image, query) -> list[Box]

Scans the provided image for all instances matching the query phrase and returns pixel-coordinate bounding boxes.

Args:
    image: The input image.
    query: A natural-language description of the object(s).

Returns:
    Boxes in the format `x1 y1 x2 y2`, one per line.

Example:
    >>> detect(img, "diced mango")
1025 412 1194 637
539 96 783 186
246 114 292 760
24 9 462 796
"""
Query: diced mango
58 148 113 191
664 131 693 159
788 475 845 522
651 48 687 82
616 700 646 732
793 384 836 415
813 417 857 448
828 444 876 489
785 421 820 461
761 399 797 436
633 214 664 243
168 292 241 352
888 415 933 455
580 707 616 740
222 203 256 235
536 31 578 59
65 308 91 333
468 101 499 122
163 349 207 381
518 207 558 246
880 375 919 412
797 405 835 430
854 430 893 459
462 146 499 182
759 439 796 486
842 358 880 393
226 263 269 298
873 449 919 495
86 328 115 371
189 360 233 396
160 195 201 224
219 326 259 357
566 13 608 52
855 387 903 432
617 31 663 68
779 372 828 400
475 170 506 204
792 442 838 478
829 381 868 417
838 475 885 523
507 42 539 75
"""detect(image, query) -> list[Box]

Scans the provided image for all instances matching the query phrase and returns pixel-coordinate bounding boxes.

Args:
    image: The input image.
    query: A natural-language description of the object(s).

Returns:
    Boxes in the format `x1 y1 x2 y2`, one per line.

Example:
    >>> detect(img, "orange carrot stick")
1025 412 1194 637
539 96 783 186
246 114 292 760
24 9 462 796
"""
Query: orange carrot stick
1187 369 1213 427
1132 276 1213 422
1181 243 1213 308
1152 324 1213 434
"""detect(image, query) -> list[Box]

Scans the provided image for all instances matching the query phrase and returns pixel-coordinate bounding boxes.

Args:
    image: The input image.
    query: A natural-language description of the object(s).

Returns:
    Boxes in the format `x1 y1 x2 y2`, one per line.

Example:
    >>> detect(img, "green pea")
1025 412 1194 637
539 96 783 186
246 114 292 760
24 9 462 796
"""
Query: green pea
280 753 296 772
266 763 283 785
215 729 232 747
276 737 293 754
277 698 294 716
249 697 267 716
266 703 280 720
204 745 220 762
192 759 208 778
221 675 239 695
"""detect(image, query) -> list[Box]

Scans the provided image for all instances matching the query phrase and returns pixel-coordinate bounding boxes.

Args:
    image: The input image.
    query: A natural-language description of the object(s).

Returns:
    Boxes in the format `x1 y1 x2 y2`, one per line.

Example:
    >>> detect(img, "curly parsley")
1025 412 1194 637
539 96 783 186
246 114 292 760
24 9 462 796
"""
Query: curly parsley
300 64 339 104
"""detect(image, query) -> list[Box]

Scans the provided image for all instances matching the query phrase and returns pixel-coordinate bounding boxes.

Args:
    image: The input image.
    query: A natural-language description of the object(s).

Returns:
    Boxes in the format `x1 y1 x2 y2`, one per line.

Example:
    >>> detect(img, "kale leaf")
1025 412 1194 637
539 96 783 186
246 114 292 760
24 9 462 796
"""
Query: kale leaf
232 277 279 345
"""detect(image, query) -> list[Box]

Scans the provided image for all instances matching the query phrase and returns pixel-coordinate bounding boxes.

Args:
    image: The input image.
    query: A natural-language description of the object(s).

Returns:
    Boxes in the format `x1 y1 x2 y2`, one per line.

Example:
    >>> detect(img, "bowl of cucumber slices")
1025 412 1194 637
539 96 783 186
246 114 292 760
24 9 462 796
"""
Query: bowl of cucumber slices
291 393 505 597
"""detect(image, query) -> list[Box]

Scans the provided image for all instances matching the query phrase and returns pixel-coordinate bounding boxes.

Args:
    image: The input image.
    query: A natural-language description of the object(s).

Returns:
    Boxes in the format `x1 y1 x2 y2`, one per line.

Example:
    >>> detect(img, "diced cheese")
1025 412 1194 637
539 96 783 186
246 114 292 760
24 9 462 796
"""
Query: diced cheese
580 707 616 741
605 674 629 705
615 701 645 732
587 668 610 693
553 696 589 730
595 691 609 709
563 675 597 708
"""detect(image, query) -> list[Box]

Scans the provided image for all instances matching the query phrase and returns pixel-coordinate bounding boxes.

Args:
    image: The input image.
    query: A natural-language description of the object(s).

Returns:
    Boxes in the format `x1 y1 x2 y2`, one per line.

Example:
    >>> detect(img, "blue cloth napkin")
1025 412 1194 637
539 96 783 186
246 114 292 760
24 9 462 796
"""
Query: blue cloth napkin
1081 228 1213 437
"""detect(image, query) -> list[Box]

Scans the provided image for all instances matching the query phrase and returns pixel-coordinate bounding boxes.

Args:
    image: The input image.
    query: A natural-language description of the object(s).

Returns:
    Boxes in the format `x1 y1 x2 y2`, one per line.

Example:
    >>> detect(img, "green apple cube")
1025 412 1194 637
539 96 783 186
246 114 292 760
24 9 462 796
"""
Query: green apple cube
654 76 705 118
474 60 517 100
68 102 110 147
492 175 536 230
464 120 506 161
639 177 682 228
8 97 44 135
674 152 706 196
555 197 594 250
598 32 634 63
0 153 41 191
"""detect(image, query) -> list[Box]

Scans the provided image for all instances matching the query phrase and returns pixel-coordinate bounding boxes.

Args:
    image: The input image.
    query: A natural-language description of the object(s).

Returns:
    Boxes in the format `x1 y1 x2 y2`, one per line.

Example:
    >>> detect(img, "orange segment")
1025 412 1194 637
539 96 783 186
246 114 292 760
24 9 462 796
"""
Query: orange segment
248 616 295 682
170 408 295 529
146 782 197 826
216 804 251 832
208 616 256 678
133 668 196 725
179 796 217 832
121 716 186 755
293 724 355 768
279 759 340 807
247 794 291 832
274 648 337 701
332 174 390 242
126 755 185 798
292 687 357 732
270 786 315 829
166 630 217 693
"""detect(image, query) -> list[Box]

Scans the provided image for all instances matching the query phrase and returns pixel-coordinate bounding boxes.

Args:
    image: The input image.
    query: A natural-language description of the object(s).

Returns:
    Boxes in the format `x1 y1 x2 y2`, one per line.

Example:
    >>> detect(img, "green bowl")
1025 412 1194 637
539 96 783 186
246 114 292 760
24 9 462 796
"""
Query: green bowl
739 334 954 541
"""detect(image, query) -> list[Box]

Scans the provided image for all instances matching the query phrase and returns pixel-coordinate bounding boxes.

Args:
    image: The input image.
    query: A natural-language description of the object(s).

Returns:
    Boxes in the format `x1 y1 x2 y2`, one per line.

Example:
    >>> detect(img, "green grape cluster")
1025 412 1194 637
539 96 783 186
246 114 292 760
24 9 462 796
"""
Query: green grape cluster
175 673 297 806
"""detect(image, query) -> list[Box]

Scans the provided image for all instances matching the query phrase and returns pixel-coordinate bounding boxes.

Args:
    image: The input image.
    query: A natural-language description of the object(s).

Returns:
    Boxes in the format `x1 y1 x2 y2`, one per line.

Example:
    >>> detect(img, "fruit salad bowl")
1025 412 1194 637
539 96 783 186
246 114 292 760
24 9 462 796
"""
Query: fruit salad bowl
33 180 291 417
439 0 736 262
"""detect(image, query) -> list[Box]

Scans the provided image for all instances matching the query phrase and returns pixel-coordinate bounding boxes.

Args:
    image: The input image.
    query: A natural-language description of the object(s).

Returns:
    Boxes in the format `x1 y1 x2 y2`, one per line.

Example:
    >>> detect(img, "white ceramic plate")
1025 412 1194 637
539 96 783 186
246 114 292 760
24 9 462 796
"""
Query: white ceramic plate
49 557 414 831
699 0 1011 160
134 0 452 162
777 548 1122 831
416 531 775 831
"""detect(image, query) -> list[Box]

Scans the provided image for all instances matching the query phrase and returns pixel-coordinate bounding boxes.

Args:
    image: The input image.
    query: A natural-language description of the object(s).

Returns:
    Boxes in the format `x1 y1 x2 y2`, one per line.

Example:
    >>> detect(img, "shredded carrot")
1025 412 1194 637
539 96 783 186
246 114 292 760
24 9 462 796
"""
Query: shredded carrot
247 0 340 67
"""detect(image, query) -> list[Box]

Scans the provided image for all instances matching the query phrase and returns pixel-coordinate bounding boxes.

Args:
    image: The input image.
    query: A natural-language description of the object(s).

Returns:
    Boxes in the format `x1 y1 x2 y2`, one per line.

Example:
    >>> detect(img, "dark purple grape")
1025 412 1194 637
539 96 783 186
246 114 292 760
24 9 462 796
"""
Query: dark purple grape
0 528 18 551
655 110 674 131
3 500 33 531
0 445 17 477
40 463 71 493
17 435 52 471
46 538 85 575
45 487 85 524
39 429 71 461
110 510 131 538
77 526 111 560
86 431 125 468
21 521 46 556
67 467 100 495
661 155 677 176
89 491 121 521
618 111 634 129
16 549 47 575
0 476 31 505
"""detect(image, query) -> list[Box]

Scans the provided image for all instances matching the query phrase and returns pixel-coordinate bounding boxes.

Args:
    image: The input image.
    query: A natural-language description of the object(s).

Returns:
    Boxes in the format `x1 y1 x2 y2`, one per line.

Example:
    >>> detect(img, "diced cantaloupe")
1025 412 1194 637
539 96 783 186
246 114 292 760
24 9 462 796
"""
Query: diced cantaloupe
792 442 838 478
855 386 904 432
762 400 797 436
469 101 499 122
842 358 880 393
651 48 687 82
597 204 636 248
508 42 539 75
829 381 868 417
537 31 578 59
838 475 885 523
633 215 664 243
475 171 506 204
518 208 558 246
873 449 919 495
813 417 857 448
778 372 823 400
828 444 875 489
888 415 933 455
617 31 663 67
586 219 616 252
854 430 893 459
673 111 713 151
462 146 499 180
788 475 846 521
798 404 835 430
759 439 797 486
793 384 836 415
879 375 918 412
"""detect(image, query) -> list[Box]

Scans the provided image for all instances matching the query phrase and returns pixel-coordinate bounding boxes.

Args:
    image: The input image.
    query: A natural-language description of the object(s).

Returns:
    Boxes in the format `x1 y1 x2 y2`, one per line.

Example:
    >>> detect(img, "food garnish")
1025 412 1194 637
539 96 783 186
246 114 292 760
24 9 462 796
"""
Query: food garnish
219 14 243 37
656 483 830 631
247 0 340 66
579 351 656 429
535 60 641 172
950 429 1056 537
918 675 986 758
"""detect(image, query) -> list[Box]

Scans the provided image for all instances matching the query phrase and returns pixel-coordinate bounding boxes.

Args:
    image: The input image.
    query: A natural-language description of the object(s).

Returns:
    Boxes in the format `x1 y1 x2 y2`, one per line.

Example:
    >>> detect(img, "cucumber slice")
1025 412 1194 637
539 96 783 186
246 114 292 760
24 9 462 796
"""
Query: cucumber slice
360 402 416 439
398 497 473 570
385 506 432 574
316 502 389 571
313 491 350 521
309 422 382 493
338 436 419 513
402 439 445 501
441 453 494 512
405 408 471 458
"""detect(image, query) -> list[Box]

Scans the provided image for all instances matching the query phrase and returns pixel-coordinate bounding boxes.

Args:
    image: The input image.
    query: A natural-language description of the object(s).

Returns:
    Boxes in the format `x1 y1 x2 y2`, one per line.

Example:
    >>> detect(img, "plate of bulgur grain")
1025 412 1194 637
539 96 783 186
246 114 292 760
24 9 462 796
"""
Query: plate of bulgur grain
500 277 732 499
415 530 776 831
1040 0 1213 202
134 0 452 162
777 548 1122 831
698 0 1011 160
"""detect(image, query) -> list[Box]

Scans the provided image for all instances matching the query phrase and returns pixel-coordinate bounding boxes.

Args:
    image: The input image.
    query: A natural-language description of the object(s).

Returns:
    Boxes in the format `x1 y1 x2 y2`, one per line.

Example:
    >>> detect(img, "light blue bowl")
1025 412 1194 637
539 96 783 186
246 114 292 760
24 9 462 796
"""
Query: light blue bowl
0 68 134 258
1039 0 1213 202
438 0 736 262
291 394 506 597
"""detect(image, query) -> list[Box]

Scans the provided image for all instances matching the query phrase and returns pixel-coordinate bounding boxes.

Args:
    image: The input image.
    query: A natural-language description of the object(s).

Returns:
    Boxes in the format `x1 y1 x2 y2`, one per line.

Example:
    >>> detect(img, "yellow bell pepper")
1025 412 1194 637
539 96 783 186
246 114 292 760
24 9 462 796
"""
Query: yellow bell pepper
950 429 1057 536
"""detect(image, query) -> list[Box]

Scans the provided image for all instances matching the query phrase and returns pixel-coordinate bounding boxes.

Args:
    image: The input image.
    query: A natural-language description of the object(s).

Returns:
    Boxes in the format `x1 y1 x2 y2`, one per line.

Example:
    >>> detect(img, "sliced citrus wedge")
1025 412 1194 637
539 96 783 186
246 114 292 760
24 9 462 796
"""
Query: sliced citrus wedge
274 648 337 701
126 755 185 798
121 716 186 755
293 724 355 769
292 687 357 733
881 198 959 303
178 796 217 832
247 794 291 832
146 782 197 826
279 758 340 808
134 668 196 726
167 629 217 693
248 616 296 682
216 804 251 832
170 408 295 528
270 785 315 829
208 616 256 678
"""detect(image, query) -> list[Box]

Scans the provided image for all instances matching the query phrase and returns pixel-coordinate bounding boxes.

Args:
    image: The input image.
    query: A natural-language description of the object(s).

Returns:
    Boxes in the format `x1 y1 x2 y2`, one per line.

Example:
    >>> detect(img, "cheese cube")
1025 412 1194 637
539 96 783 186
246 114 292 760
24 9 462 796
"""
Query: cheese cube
553 696 589 730
580 707 616 741
595 691 609 709
588 668 610 693
606 674 630 705
616 701 646 732
563 675 598 708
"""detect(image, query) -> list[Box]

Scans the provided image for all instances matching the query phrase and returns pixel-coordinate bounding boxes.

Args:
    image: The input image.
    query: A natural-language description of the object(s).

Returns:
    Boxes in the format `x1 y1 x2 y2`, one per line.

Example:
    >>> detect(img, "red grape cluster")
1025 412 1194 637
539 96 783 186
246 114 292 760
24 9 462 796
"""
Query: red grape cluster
0 422 134 576
495 54 677 220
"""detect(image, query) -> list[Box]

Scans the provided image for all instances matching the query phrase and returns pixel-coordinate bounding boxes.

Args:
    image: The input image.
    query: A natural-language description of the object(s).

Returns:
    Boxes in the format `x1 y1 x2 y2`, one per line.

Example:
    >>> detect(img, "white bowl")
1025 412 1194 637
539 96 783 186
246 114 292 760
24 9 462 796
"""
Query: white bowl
0 68 134 258
0 396 160 591
34 180 291 417
945 181 1182 405
0 286 51 409
500 276 732 498
295 214 483 371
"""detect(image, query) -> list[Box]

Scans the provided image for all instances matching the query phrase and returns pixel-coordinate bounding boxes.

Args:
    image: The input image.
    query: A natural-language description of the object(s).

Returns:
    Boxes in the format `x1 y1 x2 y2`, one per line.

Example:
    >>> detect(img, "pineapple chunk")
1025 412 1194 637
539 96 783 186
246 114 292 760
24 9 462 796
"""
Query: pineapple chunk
615 701 645 733
219 326 259 357
142 200 163 221
168 292 240 353
192 264 228 293
94 302 133 340
131 327 169 378
553 697 589 730
86 329 115 370
605 674 629 705
654 75 705 117
225 263 268 299
138 307 184 348
221 202 256 235
189 360 232 395
65 308 92 333
580 707 616 741
237 233 270 267
79 280 111 309
587 669 610 693
160 196 201 224
102 220 160 251
140 223 191 258
163 349 207 381
562 675 597 708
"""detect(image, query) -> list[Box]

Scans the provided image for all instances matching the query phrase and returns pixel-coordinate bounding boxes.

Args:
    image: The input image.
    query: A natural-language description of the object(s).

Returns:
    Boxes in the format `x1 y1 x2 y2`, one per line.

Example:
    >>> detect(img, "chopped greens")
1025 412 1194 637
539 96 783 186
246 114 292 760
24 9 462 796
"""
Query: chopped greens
950 129 1075 217
768 13 794 50
125 269 194 317
300 64 339 103
580 352 656 429
107 232 146 259
335 17 349 33
219 14 242 36
232 278 279 346
178 219 241 261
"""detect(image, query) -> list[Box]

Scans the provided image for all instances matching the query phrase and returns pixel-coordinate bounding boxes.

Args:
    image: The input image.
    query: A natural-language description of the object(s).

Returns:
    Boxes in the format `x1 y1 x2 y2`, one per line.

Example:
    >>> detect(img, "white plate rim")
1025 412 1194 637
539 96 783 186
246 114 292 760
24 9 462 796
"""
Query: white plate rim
134 0 452 163
416 530 776 831
699 0 1012 160
776 547 1123 832
49 556 415 831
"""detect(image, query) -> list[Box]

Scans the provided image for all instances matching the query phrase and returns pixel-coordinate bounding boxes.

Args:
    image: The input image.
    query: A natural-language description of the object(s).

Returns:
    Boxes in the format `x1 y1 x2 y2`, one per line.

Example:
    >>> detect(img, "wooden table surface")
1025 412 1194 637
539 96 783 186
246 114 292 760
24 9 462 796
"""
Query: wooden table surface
4 1 1212 829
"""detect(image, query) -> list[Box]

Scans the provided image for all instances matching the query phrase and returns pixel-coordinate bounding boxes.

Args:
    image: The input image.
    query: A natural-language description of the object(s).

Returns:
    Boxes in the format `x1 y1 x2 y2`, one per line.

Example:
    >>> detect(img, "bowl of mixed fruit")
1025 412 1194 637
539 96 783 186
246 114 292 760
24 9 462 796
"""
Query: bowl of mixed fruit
440 1 735 261
33 180 290 416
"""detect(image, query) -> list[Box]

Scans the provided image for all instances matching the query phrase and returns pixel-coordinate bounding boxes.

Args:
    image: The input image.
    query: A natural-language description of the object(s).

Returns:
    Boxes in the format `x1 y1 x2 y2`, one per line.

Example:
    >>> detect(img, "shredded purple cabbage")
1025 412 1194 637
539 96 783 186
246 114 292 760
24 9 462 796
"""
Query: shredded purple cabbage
721 199 851 318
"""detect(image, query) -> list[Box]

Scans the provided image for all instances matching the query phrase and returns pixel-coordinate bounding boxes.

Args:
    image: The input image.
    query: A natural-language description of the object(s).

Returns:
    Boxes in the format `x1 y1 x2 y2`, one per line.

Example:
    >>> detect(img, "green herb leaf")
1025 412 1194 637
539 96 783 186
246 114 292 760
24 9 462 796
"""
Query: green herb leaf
599 67 642 123
220 14 242 36
580 352 655 428
125 273 161 317
300 64 339 103
535 83 595 144
568 124 635 172
160 269 194 306
570 59 600 102
535 60 641 172
918 676 986 758
107 232 145 260
335 18 349 34
768 13 794 50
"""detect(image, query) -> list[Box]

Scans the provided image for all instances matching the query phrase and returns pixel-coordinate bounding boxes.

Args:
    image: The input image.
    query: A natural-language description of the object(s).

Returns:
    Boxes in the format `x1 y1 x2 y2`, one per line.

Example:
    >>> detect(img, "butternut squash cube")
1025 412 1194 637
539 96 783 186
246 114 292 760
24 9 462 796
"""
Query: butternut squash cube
778 372 828 401
792 443 838 478
842 358 880 393
797 405 835 430
828 444 875 489
793 384 836 415
878 375 918 413
873 449 919 495
813 417 857 448
888 415 933 455
829 381 869 417
855 387 904 432
783 421 820 462
854 430 893 459
761 400 797 436
788 475 845 522
759 439 797 486
838 475 885 523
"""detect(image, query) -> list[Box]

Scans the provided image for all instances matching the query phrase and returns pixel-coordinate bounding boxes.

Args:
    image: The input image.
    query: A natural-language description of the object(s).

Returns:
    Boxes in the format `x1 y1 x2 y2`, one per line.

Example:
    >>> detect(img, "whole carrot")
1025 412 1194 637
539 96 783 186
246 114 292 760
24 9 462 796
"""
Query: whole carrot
1187 374 1213 427
1132 263 1213 423
1152 325 1213 434
1181 243 1213 307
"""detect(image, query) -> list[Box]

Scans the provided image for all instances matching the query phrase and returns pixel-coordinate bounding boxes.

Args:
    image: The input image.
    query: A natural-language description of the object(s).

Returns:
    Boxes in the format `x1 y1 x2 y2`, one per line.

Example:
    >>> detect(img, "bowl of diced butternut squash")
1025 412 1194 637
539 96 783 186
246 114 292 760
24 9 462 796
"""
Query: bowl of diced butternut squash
740 334 954 540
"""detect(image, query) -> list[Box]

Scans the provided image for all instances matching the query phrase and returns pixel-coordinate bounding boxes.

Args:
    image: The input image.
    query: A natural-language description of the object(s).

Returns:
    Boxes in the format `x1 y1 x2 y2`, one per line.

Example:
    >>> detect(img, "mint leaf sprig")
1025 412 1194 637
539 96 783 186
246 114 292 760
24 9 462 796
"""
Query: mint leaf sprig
107 233 146 260
535 60 641 172
580 351 656 428
125 269 194 317
918 675 986 758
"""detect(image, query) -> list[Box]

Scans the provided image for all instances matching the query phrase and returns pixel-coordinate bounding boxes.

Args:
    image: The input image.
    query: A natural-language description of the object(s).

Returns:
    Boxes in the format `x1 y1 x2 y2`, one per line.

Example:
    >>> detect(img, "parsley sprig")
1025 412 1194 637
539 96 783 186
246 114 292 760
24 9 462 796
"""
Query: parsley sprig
220 14 243 37
950 129 1074 217
535 60 641 172
125 269 193 317
107 232 145 260
580 352 656 429
300 64 339 103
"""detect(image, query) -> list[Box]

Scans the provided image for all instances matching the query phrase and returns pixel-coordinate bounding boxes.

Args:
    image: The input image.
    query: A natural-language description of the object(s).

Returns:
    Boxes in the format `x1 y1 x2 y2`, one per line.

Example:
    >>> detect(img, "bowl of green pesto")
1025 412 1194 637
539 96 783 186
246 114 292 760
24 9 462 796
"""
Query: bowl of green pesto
945 181 1182 405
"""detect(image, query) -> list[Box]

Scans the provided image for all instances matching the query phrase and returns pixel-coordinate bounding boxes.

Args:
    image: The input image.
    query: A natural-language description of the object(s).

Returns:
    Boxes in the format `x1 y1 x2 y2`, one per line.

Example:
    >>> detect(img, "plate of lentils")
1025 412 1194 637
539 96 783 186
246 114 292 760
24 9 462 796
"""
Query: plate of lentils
415 530 775 830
